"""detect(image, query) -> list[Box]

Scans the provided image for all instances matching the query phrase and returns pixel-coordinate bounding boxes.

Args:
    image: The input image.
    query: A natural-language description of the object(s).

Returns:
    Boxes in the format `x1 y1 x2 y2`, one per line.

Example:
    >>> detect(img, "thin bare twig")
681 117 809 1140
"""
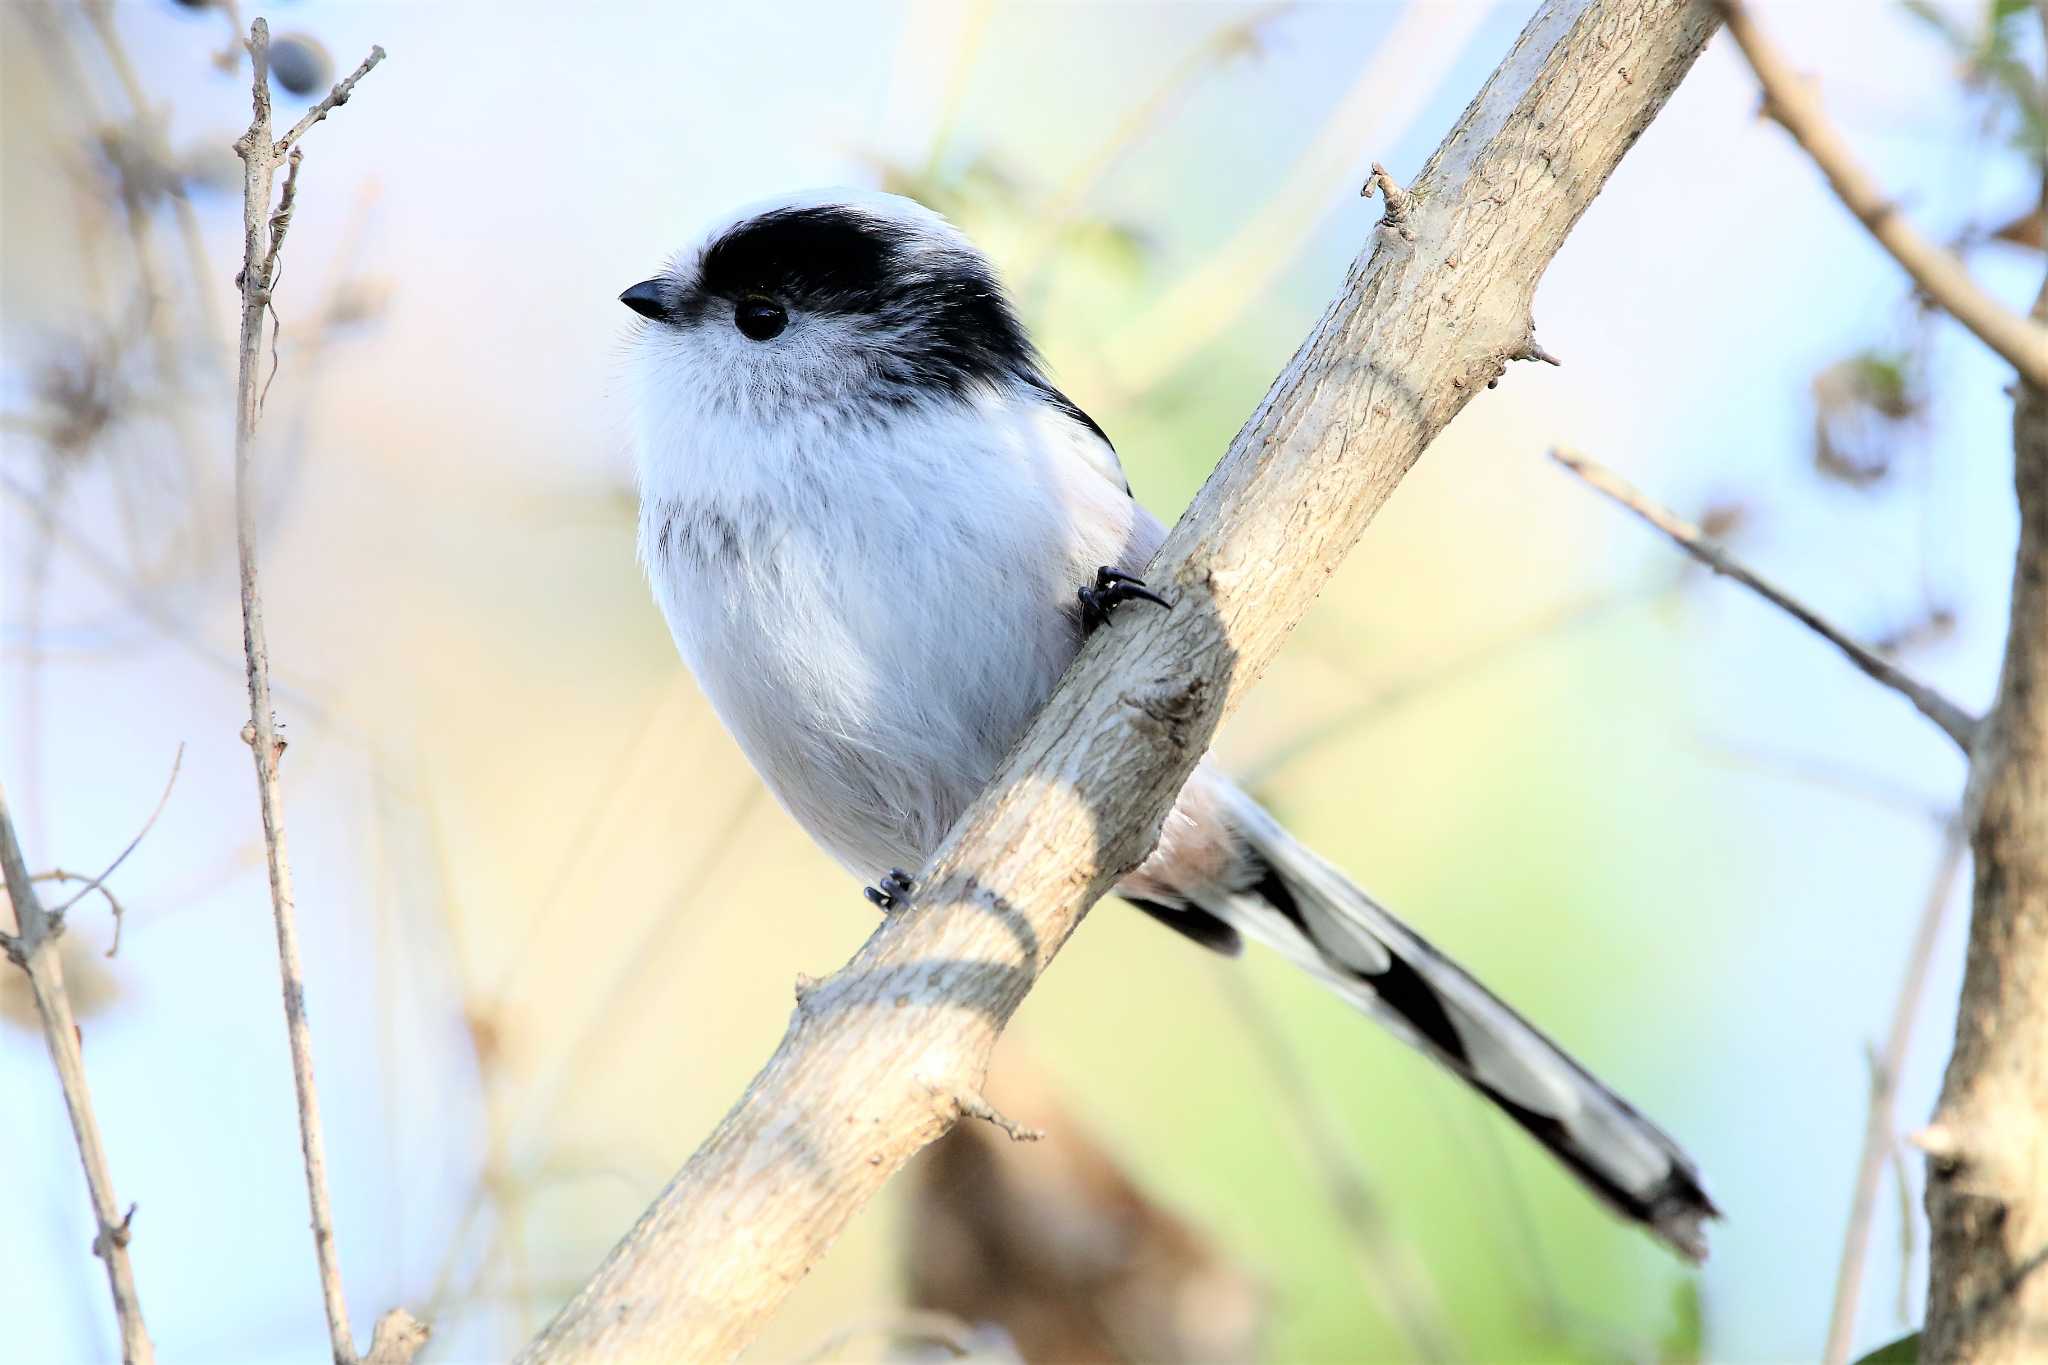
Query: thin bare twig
1550 448 1981 752
1690 737 1952 827
1361 160 1417 240
1823 825 1968 1365
229 20 406 1365
275 45 388 157
1 784 154 1364
41 744 185 957
1717 0 2048 389
32 870 129 955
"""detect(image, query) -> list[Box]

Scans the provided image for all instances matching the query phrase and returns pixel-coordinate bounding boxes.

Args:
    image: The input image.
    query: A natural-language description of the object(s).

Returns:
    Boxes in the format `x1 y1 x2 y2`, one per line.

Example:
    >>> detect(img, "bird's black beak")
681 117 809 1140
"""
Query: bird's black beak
619 278 673 322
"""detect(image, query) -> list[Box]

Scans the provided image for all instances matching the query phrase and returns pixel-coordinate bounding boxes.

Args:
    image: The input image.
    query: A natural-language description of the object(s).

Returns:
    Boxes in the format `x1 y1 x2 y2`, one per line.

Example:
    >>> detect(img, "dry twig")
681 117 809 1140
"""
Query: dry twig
229 20 405 1365
1549 447 1981 752
35 743 184 959
0 785 154 1364
518 4 1720 1359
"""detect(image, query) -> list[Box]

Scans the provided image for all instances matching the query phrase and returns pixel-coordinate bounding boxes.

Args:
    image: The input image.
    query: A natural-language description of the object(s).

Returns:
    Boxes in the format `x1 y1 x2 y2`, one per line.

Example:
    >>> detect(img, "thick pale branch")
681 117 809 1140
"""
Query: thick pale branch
1718 0 2048 389
0 786 154 1365
1922 266 2048 1362
520 3 1720 1360
1551 447 1982 751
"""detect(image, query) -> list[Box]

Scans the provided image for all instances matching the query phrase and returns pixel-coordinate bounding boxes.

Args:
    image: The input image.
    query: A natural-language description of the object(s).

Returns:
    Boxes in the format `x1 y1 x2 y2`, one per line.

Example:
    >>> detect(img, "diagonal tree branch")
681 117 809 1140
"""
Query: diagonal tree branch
1550 447 1982 752
1717 0 2048 389
519 2 1722 1360
0 785 154 1365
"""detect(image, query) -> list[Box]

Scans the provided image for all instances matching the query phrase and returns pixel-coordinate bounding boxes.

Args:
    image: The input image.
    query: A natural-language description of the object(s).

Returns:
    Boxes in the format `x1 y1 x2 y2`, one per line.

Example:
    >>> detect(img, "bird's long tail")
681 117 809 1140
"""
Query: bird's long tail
1189 792 1718 1261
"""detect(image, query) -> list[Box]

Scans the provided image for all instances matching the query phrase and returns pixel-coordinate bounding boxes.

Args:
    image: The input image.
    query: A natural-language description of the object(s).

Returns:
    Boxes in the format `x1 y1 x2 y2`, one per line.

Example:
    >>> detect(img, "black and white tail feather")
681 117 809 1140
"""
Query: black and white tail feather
1183 794 1717 1261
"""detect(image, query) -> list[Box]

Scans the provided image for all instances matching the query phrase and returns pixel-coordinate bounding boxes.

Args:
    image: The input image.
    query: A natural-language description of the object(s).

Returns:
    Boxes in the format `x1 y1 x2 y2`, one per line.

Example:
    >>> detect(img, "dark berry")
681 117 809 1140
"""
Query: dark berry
270 35 332 98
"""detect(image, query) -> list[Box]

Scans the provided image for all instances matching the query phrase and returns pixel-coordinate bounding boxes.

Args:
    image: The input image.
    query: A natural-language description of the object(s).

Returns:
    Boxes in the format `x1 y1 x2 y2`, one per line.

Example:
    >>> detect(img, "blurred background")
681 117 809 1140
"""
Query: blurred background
3 1 2039 1361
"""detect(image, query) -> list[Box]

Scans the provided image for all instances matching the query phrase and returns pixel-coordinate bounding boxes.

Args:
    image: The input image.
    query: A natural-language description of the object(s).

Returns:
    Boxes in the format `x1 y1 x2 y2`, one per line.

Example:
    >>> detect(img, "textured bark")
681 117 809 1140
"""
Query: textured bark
1922 276 2048 1363
519 3 1719 1360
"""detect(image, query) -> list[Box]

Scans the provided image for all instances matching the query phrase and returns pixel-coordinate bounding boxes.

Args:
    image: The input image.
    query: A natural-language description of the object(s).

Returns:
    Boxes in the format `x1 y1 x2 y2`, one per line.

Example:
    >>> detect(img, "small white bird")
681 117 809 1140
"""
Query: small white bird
621 188 1716 1259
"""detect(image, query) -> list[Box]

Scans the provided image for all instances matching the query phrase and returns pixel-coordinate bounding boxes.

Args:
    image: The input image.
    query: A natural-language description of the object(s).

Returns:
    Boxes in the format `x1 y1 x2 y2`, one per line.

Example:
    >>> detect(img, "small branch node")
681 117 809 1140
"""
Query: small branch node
240 720 289 765
1911 1122 1964 1170
1510 337 1562 366
91 1203 137 1260
793 972 823 1005
954 1089 1044 1143
364 1307 431 1365
1361 161 1418 240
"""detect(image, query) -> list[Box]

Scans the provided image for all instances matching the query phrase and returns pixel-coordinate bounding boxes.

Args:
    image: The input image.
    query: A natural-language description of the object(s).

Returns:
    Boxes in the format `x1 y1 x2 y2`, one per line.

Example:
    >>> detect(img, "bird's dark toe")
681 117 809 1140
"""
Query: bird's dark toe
866 869 915 912
1077 566 1170 630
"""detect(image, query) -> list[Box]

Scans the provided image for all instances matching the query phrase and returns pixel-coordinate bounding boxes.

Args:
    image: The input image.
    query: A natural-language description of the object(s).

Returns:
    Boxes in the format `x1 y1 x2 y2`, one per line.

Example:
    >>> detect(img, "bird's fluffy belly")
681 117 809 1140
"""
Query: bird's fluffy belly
655 505 1086 877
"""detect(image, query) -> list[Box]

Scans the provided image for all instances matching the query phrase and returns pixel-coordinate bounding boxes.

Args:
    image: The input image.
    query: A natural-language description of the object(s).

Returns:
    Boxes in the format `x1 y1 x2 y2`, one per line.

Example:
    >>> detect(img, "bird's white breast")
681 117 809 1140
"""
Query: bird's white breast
635 379 1153 877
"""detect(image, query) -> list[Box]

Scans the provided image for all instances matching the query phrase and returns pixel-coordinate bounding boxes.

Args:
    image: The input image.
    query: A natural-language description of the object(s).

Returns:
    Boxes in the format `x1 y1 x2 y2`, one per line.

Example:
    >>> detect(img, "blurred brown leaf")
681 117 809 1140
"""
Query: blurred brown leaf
903 1061 1265 1365
1990 206 2046 251
1811 349 1925 487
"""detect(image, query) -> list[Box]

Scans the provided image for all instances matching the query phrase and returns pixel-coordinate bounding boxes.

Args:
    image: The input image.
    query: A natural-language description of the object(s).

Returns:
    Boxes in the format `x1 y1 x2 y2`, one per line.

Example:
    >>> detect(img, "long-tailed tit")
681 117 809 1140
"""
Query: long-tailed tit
620 189 1716 1259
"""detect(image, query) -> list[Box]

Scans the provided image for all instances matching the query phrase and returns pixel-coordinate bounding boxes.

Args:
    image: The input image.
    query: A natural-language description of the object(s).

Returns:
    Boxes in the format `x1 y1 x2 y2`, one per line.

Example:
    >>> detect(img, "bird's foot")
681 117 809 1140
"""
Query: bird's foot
865 868 915 912
1077 566 1171 631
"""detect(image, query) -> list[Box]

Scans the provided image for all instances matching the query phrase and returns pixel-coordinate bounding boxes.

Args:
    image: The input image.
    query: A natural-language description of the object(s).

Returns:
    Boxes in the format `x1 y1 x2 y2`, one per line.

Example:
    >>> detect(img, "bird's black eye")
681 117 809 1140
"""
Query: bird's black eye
734 296 788 342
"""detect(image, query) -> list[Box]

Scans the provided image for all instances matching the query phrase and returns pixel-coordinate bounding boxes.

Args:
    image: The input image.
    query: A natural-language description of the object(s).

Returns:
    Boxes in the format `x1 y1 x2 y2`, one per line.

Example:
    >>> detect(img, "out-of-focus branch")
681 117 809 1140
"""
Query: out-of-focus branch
1691 7 2048 1356
1095 2 1495 399
1214 968 1454 1362
1013 1 1295 288
1549 447 1981 752
0 785 154 1365
1717 0 2048 389
1824 824 1967 1365
519 4 1720 1359
228 20 417 1365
